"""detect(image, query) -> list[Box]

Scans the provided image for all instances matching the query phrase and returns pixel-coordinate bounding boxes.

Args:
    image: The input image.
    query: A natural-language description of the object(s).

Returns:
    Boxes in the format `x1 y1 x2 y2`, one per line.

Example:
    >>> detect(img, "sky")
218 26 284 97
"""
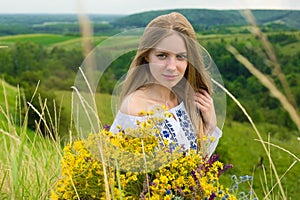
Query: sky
1 0 299 15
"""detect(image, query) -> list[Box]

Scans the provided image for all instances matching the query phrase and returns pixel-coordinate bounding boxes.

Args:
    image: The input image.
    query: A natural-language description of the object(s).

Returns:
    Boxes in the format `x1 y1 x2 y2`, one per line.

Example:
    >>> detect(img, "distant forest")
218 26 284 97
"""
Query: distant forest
0 9 300 36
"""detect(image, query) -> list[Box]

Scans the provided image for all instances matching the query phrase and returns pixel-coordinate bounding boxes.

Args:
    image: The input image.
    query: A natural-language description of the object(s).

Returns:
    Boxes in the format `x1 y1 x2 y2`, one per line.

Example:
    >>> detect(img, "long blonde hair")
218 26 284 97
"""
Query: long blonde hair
120 12 213 138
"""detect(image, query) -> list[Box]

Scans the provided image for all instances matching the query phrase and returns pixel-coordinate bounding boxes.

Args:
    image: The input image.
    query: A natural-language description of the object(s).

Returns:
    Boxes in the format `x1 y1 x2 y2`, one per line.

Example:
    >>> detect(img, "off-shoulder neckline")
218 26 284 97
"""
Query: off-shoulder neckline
116 101 184 119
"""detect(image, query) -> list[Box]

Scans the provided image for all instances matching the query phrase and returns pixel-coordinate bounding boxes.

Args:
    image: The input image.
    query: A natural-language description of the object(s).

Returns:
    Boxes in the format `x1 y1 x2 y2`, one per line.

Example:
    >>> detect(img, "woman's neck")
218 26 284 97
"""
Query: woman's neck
141 84 178 108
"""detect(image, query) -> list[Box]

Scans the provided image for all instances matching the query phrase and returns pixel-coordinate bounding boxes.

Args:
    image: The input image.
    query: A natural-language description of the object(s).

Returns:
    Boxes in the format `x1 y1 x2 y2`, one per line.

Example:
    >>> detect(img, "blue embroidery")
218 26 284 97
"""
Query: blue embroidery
176 109 182 117
162 130 170 138
190 141 197 150
169 142 176 150
157 103 197 151
183 121 189 128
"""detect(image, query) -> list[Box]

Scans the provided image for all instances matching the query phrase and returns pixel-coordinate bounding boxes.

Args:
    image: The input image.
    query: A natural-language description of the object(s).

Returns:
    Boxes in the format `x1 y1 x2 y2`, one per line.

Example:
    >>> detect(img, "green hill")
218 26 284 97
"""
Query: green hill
113 9 300 31
0 10 299 36
0 14 124 36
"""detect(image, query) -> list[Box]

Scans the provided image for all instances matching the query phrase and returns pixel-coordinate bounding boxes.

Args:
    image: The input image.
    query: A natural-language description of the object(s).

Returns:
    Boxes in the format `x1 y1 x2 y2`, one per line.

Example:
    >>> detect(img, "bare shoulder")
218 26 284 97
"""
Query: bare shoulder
119 90 148 116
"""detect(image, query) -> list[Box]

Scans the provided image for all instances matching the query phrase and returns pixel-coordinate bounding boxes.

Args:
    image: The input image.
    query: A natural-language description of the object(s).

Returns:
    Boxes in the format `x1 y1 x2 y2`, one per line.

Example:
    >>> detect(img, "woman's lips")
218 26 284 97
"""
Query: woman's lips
162 74 178 80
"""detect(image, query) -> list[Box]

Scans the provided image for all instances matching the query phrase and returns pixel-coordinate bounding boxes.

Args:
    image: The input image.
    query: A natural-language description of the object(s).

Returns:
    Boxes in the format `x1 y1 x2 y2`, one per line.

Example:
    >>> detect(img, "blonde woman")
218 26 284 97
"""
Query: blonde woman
110 12 221 157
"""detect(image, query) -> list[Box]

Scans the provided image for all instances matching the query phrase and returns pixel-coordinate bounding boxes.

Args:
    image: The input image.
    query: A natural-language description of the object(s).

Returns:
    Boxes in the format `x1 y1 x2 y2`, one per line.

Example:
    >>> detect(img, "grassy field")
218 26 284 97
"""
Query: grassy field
0 34 78 46
1 31 298 49
0 34 108 49
55 90 114 127
217 120 300 199
1 79 299 199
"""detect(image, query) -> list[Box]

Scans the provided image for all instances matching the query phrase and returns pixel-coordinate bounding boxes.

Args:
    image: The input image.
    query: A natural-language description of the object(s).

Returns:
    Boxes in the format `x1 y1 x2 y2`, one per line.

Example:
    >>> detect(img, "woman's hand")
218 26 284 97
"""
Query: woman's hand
194 89 217 135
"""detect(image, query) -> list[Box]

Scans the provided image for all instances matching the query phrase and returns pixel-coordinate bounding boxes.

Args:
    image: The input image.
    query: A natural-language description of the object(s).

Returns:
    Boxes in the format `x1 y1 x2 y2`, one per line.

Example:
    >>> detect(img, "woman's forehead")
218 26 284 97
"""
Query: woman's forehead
152 33 187 54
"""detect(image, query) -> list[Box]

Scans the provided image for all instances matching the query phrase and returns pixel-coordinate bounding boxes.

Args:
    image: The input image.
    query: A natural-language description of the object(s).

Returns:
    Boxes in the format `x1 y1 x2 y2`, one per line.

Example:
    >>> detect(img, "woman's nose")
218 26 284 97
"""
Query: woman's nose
166 56 177 70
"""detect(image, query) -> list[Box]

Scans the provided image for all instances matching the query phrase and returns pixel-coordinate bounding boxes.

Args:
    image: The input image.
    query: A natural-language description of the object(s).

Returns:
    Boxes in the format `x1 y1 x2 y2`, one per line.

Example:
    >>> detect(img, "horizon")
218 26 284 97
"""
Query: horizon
1 0 299 15
1 7 299 16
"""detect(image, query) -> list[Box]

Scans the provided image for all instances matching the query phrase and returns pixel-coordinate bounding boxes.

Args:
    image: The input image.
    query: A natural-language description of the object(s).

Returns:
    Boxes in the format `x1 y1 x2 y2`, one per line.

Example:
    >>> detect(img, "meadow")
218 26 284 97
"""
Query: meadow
1 79 299 199
0 27 299 199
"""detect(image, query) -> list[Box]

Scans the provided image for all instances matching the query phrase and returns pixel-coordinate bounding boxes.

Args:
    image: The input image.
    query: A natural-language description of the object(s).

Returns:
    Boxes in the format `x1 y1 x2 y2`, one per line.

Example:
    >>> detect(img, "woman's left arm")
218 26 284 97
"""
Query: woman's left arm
194 89 217 135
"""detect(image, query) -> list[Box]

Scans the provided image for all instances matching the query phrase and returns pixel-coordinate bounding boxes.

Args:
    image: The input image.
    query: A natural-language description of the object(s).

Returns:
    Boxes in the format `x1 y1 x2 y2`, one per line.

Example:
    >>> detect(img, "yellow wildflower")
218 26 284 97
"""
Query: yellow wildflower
160 175 168 184
164 195 171 200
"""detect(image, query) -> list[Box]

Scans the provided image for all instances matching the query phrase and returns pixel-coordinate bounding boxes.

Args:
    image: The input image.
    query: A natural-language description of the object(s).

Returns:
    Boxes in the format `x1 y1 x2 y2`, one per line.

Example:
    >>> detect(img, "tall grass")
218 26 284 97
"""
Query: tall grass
0 80 63 199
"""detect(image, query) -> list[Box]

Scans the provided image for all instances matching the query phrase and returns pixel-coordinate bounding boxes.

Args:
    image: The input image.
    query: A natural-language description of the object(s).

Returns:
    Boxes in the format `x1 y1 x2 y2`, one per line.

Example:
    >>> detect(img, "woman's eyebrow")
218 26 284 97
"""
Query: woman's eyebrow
153 49 187 54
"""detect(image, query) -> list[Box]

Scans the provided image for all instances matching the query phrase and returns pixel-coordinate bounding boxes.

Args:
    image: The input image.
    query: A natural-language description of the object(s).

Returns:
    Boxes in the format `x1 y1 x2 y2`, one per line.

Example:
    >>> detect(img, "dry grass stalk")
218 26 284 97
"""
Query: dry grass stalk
1 80 11 128
141 139 151 198
0 46 8 48
226 45 300 133
0 128 20 142
242 9 298 110
76 1 111 198
76 0 93 57
76 0 97 93
71 68 102 133
264 160 297 200
212 79 287 200
254 139 300 162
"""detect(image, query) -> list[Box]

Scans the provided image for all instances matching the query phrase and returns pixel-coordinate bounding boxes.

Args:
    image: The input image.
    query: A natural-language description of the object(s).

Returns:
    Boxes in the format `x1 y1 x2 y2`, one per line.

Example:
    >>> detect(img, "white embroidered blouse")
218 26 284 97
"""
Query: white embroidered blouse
109 102 222 157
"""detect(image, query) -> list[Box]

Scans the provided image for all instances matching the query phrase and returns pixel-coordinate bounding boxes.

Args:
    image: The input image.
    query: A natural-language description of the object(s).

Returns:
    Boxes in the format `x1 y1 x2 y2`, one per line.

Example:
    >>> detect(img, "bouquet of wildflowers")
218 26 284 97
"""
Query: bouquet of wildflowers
51 107 255 200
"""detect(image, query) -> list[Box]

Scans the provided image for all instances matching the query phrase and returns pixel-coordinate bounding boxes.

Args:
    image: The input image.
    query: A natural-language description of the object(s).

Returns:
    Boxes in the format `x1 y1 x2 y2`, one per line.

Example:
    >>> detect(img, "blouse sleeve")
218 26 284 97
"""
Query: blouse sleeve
109 111 145 134
207 127 222 157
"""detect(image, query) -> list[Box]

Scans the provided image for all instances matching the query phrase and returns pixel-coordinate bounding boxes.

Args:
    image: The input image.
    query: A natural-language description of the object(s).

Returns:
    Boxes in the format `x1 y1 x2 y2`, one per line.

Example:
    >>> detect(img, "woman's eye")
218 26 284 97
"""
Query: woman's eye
157 54 167 59
177 54 187 60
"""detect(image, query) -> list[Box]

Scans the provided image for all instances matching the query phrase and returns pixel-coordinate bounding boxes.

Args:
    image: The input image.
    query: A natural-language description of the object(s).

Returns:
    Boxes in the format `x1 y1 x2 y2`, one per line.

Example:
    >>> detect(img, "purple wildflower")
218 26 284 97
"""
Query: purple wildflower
218 164 234 177
103 124 110 131
191 170 199 185
208 154 219 165
209 192 217 200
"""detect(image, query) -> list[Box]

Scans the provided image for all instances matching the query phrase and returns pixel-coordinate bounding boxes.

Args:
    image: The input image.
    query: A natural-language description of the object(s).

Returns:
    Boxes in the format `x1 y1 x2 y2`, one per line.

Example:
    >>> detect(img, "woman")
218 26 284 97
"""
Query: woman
110 12 221 157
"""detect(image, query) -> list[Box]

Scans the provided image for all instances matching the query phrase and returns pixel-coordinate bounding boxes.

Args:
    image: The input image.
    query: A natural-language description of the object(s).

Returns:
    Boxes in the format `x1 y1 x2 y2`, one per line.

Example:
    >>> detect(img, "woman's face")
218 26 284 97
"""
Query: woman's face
147 33 188 88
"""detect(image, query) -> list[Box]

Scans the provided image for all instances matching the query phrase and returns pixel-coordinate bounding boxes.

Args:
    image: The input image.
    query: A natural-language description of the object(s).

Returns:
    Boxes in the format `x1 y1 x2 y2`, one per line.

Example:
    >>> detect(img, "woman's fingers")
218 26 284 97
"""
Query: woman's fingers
194 90 213 110
194 90 217 134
